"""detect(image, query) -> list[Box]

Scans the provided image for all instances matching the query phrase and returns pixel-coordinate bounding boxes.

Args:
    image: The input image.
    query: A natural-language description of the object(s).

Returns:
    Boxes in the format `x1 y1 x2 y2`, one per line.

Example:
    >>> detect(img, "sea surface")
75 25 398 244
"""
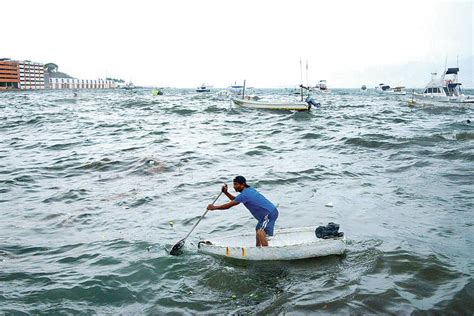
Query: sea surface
1 88 473 314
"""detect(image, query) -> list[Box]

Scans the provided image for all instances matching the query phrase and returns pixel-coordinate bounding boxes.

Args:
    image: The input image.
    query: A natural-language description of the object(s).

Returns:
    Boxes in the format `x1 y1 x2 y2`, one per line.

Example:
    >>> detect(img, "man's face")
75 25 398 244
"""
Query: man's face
233 182 245 192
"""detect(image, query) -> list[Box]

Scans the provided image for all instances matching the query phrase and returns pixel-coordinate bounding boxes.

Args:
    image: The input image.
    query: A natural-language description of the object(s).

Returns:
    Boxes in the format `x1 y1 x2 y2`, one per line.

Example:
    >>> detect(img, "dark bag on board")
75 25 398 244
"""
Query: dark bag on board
315 222 344 239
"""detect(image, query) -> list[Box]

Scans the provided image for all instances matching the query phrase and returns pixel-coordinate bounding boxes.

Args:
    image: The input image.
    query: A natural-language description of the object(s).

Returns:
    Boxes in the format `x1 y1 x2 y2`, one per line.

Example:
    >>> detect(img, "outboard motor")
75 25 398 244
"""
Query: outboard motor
305 96 321 108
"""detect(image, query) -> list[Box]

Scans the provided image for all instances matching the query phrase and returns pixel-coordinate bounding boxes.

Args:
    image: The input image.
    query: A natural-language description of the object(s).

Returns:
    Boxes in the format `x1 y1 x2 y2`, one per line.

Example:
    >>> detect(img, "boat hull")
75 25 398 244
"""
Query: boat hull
198 227 346 261
411 93 474 106
232 98 311 111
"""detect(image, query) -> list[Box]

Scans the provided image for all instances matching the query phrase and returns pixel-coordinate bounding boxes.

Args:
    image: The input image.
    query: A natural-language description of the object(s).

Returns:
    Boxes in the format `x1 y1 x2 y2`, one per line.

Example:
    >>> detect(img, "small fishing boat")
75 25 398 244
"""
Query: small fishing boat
313 80 330 93
196 84 211 93
409 67 474 106
392 86 407 95
198 227 346 261
375 83 391 93
120 81 135 90
375 83 406 95
231 78 319 111
232 97 316 111
151 88 163 96
226 82 244 96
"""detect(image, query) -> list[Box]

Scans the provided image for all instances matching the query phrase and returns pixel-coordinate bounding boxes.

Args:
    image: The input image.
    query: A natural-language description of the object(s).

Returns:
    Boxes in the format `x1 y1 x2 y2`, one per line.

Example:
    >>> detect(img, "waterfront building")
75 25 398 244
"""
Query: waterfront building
1 57 117 90
48 77 116 89
0 58 19 90
18 60 45 90
0 58 44 90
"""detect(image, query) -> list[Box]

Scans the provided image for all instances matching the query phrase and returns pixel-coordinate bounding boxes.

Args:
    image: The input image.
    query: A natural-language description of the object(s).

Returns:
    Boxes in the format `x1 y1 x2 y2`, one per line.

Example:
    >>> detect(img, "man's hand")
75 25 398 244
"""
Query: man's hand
221 184 228 193
207 204 216 211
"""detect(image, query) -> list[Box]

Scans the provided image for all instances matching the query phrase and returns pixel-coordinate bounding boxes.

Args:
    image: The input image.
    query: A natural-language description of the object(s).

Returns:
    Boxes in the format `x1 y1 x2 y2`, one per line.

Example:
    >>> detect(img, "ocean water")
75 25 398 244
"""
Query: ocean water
1 88 473 314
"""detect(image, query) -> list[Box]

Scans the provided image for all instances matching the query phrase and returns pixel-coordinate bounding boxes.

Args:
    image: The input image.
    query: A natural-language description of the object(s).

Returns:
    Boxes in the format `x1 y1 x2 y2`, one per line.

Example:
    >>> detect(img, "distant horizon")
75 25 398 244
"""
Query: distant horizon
6 55 471 90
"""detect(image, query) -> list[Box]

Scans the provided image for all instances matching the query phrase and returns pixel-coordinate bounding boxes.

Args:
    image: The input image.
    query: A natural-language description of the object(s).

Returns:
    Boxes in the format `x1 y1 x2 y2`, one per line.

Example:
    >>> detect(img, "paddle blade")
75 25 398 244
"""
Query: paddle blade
170 239 185 256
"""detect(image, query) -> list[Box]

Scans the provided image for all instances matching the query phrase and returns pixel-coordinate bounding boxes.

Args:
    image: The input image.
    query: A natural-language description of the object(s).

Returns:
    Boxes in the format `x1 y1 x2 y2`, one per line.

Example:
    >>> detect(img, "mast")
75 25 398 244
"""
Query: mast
442 56 447 80
300 58 303 101
306 60 308 88
299 58 303 86
456 55 459 83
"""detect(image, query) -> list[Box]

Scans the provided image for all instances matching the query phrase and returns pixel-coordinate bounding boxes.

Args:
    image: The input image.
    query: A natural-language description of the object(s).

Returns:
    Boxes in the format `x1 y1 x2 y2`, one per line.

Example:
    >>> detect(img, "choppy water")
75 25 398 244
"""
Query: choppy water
1 88 473 314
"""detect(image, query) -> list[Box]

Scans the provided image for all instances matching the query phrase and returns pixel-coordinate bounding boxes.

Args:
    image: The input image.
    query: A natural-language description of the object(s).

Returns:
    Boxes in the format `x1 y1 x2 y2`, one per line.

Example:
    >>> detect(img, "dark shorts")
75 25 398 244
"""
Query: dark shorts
256 210 278 236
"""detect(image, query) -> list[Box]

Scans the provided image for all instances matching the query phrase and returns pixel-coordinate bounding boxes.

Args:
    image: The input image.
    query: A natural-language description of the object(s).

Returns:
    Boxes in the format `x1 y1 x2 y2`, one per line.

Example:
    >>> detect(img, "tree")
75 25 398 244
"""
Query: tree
44 63 58 73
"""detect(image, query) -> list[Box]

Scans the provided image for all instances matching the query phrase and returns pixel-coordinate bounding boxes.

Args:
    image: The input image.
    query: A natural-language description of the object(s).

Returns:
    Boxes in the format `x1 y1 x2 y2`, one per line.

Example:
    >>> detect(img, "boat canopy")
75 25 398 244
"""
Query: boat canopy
445 68 459 75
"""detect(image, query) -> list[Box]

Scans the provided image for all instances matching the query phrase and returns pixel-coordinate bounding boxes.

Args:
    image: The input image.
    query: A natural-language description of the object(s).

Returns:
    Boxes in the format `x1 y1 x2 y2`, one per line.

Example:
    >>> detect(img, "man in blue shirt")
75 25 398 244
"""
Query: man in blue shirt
207 176 279 247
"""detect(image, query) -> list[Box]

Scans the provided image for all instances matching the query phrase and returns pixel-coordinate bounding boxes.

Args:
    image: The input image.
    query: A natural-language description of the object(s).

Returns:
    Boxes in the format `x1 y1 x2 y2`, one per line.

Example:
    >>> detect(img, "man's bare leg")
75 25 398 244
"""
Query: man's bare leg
256 229 268 247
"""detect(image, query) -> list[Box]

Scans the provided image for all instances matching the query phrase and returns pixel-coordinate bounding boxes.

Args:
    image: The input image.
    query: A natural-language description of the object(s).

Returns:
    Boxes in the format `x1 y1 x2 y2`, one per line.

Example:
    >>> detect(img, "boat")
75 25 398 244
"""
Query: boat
375 83 391 93
198 227 346 261
226 82 244 96
232 97 315 111
392 86 407 95
375 83 406 95
120 81 135 90
223 83 260 100
361 85 367 91
196 84 211 93
151 88 163 96
410 67 474 106
313 80 330 93
231 79 318 111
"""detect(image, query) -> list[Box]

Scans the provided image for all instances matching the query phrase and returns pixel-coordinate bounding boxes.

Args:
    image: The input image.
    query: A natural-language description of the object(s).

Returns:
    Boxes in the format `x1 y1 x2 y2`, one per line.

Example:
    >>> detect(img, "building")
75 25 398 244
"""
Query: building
0 58 44 90
48 77 116 89
18 60 45 90
0 58 19 90
1 57 117 90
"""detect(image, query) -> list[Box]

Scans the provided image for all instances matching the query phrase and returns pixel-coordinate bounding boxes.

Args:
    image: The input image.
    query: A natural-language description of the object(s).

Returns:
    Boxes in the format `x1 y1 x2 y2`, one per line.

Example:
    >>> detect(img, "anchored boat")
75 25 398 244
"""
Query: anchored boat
196 84 211 93
232 98 314 111
198 227 346 261
313 80 330 93
375 83 406 95
392 86 407 95
410 67 474 106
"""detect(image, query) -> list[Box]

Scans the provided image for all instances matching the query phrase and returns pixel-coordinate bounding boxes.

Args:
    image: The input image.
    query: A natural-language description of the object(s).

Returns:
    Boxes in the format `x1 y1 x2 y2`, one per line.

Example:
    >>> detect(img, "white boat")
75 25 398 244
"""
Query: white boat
196 84 211 93
225 82 260 99
232 97 315 111
392 86 407 95
375 83 392 93
198 227 346 261
375 83 406 95
120 81 135 90
313 80 330 93
410 67 474 106
226 82 244 96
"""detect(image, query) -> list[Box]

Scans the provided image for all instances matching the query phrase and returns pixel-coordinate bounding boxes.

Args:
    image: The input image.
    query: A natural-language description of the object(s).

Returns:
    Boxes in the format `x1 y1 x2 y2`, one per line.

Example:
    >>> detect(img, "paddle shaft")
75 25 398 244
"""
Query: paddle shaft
181 191 223 241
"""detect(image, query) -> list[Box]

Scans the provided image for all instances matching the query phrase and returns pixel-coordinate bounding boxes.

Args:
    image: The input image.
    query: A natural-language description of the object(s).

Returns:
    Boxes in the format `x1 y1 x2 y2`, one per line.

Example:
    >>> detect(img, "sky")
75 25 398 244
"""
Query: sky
2 0 473 88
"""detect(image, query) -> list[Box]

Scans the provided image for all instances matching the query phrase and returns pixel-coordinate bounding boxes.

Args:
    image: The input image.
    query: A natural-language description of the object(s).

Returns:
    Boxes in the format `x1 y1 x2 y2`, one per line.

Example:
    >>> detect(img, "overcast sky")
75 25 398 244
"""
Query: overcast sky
3 0 473 88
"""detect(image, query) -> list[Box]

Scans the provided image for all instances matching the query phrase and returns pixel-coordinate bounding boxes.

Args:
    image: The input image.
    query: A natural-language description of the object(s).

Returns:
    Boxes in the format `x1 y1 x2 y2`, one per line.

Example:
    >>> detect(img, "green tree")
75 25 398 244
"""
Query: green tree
44 63 58 73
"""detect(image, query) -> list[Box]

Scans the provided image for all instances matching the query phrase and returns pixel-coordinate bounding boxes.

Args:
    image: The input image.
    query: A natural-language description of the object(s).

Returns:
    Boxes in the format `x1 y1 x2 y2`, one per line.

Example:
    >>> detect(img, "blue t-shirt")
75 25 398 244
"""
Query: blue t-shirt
234 187 277 220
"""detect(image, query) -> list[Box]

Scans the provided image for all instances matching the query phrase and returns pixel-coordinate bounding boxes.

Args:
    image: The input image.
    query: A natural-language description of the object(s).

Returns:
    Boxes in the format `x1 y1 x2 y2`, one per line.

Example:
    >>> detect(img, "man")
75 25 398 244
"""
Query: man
207 176 279 247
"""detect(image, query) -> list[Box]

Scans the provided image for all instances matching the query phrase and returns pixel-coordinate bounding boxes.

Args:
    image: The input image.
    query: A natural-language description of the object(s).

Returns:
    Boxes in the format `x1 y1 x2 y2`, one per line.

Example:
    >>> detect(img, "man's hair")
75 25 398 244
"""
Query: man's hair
233 175 249 187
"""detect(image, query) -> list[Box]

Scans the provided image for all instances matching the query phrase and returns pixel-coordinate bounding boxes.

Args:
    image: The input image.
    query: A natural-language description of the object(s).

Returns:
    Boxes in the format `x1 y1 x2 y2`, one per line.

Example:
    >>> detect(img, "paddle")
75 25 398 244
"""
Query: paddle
170 191 223 256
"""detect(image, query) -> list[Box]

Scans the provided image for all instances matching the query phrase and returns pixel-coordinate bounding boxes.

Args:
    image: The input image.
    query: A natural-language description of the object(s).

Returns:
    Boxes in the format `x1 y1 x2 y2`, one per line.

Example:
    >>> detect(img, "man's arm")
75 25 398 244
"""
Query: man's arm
222 184 235 200
207 200 238 211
